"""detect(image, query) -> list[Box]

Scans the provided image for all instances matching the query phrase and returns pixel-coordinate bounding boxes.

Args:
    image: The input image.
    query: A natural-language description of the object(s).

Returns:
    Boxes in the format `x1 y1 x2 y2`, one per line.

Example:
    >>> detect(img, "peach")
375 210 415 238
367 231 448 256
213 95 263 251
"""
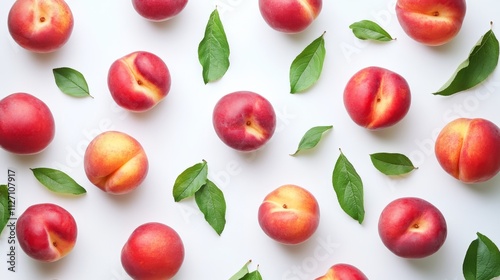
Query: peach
108 51 171 112
0 92 55 155
396 0 466 46
343 66 411 130
258 184 320 245
121 222 185 280
259 0 322 33
84 131 149 195
8 0 74 53
212 91 276 152
132 0 188 21
315 263 368 280
434 118 500 184
378 197 447 258
16 203 77 262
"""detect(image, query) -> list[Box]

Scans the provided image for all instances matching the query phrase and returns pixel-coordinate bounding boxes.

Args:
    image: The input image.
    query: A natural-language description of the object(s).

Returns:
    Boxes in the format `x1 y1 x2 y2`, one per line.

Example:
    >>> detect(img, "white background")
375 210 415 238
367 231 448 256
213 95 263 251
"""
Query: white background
0 0 499 279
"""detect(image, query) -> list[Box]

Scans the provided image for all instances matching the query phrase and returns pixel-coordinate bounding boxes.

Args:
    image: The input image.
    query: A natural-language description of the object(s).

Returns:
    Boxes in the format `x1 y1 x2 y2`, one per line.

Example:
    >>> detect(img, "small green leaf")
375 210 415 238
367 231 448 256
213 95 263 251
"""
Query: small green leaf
332 149 364 224
433 26 499 96
195 180 226 235
369 152 417 175
241 270 262 280
30 168 87 195
349 20 394 41
198 8 230 84
173 160 208 202
0 185 10 235
229 260 252 280
463 232 500 280
290 125 333 156
53 67 92 98
290 31 326 93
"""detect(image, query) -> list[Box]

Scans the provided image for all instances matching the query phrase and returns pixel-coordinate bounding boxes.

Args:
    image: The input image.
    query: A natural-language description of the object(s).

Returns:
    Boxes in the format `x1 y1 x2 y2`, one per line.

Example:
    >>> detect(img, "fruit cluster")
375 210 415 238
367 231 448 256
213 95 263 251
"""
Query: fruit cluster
0 0 499 279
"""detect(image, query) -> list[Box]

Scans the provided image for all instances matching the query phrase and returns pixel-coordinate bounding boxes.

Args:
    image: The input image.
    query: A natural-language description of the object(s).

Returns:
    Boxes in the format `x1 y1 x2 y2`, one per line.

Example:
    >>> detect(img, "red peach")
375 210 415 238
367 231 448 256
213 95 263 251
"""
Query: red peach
343 66 411 130
8 0 74 53
213 91 276 152
108 51 171 112
121 222 185 280
84 131 149 195
259 0 322 33
132 0 188 21
16 203 77 262
258 184 320 245
378 197 447 258
396 0 466 46
0 93 55 155
434 118 500 183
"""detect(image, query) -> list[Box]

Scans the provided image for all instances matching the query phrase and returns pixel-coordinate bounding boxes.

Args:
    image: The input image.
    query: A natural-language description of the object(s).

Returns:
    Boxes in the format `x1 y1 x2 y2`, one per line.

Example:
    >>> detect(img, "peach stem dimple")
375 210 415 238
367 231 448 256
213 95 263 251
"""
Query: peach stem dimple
40 17 46 22
282 204 288 209
432 11 439 16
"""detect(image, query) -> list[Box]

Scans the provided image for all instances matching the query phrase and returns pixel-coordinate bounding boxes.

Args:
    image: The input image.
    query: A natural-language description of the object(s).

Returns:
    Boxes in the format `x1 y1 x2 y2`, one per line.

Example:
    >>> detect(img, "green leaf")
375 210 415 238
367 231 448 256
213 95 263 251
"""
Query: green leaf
195 180 226 235
173 160 208 202
241 270 262 280
433 26 499 96
463 232 500 280
290 125 333 156
53 67 92 98
0 185 10 235
332 149 364 224
290 31 326 93
198 8 230 84
30 168 87 195
349 20 394 41
229 260 252 280
369 152 417 175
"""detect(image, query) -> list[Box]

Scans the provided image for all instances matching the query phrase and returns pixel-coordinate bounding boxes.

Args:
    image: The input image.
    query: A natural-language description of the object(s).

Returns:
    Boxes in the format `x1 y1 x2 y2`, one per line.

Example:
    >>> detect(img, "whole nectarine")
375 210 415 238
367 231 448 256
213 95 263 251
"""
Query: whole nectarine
378 197 447 258
8 0 74 53
213 91 276 152
16 203 77 262
343 66 411 130
259 0 322 33
132 0 188 21
435 118 500 183
108 51 171 112
121 222 185 280
315 263 368 280
0 93 55 155
258 184 320 245
396 0 466 46
84 131 149 195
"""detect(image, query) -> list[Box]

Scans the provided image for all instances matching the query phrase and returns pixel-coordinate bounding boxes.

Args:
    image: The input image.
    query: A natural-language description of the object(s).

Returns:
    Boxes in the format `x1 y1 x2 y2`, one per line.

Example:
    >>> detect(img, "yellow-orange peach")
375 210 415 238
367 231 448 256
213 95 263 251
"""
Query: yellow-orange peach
258 184 320 245
84 131 149 194
435 118 500 183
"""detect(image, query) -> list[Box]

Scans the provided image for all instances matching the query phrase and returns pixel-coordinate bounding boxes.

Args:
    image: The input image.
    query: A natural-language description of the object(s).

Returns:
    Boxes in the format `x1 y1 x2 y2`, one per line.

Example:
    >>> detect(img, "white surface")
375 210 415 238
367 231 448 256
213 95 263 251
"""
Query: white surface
1 0 499 279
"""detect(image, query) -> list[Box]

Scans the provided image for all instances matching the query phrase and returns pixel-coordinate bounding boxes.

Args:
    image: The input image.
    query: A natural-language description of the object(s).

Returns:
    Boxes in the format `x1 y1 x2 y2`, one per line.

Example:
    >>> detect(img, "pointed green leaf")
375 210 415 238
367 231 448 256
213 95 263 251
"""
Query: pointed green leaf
229 260 252 280
290 31 326 93
290 125 333 156
241 270 263 280
195 180 226 235
53 67 92 98
30 168 87 195
349 20 394 41
370 152 417 175
433 26 499 96
198 8 230 84
332 149 364 223
173 160 208 201
0 185 10 235
463 232 500 280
